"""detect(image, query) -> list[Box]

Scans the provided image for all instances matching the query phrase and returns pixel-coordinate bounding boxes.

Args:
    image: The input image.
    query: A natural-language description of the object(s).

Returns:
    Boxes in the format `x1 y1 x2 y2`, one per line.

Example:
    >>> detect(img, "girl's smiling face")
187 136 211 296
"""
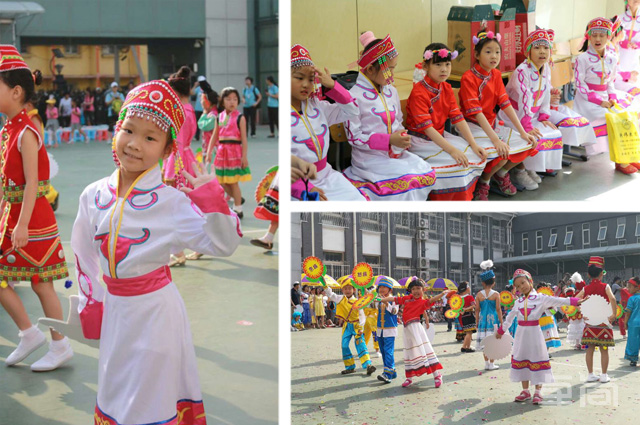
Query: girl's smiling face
425 60 452 84
476 40 502 70
114 115 171 176
291 66 314 103
411 285 424 299
513 276 532 297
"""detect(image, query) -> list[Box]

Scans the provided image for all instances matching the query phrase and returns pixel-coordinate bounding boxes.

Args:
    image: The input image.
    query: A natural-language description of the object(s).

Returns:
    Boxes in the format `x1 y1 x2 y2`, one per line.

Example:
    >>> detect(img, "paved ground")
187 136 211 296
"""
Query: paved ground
0 127 278 425
292 322 639 424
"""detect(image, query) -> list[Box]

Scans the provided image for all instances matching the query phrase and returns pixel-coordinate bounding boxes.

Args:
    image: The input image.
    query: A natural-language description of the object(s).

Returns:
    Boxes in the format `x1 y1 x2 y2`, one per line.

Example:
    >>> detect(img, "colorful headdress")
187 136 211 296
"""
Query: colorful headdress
611 16 623 37
472 31 502 46
357 32 398 85
340 276 355 289
424 48 459 61
376 276 394 290
513 269 533 285
629 278 640 288
586 18 613 36
479 259 495 282
524 29 555 53
0 45 29 73
291 44 323 99
588 256 605 268
113 80 186 183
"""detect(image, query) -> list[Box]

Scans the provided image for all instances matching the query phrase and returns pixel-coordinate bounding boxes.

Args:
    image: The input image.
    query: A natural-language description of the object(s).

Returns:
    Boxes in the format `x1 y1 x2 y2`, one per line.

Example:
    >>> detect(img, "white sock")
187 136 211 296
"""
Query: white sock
479 178 490 185
233 204 243 213
496 168 508 177
262 232 275 243
50 337 69 352
19 325 39 338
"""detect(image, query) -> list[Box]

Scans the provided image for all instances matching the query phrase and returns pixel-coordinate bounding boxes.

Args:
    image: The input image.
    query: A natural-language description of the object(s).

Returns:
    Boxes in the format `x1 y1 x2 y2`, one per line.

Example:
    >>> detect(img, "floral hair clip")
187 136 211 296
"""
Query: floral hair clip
472 31 502 46
423 48 459 61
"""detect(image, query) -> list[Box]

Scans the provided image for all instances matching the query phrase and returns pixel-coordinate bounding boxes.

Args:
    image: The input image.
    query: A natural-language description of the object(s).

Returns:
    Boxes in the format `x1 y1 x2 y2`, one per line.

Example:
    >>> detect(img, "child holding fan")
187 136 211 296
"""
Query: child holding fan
496 269 583 404
406 43 488 200
459 30 537 200
290 44 367 201
344 31 436 201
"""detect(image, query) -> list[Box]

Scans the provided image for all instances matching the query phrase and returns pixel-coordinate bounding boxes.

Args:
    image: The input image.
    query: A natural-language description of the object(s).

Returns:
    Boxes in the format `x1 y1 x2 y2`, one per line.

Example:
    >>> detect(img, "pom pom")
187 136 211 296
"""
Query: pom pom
359 31 376 48
31 275 39 285
423 50 434 60
570 272 583 284
0 280 8 289
480 259 494 270
65 280 73 289
438 49 449 58
487 31 495 39
472 36 480 45
451 51 459 60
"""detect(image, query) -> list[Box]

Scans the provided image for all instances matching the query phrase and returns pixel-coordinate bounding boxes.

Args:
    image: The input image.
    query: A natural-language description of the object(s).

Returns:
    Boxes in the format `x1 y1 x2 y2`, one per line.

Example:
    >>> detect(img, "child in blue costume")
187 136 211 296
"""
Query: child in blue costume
325 278 376 376
624 277 640 366
475 260 503 370
374 277 399 383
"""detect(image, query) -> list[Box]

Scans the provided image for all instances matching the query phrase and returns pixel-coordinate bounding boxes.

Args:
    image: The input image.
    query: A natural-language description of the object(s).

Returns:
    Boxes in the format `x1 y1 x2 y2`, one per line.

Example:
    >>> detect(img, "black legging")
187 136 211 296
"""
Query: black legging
268 107 278 134
243 106 257 136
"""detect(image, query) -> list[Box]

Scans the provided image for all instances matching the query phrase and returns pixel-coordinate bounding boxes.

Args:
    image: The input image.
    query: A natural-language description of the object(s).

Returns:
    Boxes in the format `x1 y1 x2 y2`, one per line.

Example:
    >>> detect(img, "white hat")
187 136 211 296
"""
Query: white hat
111 82 119 88
197 75 206 82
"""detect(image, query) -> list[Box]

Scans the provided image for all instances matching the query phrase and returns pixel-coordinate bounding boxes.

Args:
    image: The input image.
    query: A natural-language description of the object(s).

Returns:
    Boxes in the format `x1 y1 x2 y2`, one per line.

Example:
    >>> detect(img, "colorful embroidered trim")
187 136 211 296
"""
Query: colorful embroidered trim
2 180 50 203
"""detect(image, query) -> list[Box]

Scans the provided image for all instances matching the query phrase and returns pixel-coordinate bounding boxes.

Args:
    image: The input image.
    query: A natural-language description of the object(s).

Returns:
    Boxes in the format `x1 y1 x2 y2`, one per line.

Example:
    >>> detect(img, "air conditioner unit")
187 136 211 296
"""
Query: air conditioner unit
418 218 428 229
418 257 429 269
419 270 429 280
418 230 428 240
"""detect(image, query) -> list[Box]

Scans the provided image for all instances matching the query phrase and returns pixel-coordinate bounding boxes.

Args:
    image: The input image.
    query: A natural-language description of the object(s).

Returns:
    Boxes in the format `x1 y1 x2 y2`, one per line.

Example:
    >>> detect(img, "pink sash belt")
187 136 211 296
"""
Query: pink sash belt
587 83 607 91
519 320 540 326
315 157 327 172
103 266 172 296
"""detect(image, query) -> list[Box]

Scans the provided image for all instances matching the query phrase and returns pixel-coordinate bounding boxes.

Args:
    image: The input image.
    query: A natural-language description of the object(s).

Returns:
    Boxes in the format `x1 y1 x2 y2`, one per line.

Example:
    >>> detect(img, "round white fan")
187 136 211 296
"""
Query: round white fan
294 305 303 314
48 153 59 179
426 322 436 343
482 325 514 360
580 294 612 326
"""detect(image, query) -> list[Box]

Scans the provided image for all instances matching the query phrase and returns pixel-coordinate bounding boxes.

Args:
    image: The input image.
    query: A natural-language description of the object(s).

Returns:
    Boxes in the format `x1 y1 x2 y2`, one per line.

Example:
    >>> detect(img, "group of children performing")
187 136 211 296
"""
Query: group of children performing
0 44 255 424
324 256 640 405
291 1 640 201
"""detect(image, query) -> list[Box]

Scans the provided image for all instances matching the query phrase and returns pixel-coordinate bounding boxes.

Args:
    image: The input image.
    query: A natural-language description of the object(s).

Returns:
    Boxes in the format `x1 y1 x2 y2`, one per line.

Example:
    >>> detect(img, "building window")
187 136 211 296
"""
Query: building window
583 223 590 248
323 251 347 278
616 217 626 239
548 229 558 247
600 240 608 247
522 234 528 254
64 44 79 55
597 220 608 241
536 230 543 253
363 255 381 275
564 226 573 245
618 238 627 246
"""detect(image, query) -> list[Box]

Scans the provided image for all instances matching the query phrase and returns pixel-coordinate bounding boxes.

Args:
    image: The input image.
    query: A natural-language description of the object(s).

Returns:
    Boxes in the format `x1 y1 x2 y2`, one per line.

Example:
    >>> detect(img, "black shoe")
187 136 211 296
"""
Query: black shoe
447 329 452 332
250 238 273 250
268 134 275 138
241 197 245 205
631 361 637 367
377 374 391 383
341 369 355 375
235 211 244 219
366 365 376 375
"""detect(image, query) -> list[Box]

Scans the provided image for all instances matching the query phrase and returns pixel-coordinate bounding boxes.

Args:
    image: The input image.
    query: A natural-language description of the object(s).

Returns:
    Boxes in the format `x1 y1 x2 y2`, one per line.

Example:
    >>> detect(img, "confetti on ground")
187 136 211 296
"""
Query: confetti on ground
236 320 253 326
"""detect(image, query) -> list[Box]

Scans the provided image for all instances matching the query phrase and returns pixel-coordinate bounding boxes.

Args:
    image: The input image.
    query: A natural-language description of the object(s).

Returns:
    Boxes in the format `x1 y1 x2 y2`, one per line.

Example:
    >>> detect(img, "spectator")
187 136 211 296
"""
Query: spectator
82 87 95 126
291 282 301 316
242 76 261 137
70 99 87 142
126 80 135 95
58 92 72 127
191 76 206 141
612 276 622 303
105 82 125 131
94 87 106 125
265 75 278 138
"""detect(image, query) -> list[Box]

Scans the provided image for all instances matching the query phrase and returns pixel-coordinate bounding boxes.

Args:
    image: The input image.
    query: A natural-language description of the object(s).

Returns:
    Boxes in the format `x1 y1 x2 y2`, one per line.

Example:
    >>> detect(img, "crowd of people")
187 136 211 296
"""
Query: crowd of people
294 255 640 404
291 2 640 201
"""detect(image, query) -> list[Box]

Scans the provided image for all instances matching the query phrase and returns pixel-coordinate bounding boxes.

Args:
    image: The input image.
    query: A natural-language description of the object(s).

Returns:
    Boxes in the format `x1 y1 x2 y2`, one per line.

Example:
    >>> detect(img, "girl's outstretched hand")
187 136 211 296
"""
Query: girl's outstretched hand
180 161 215 193
313 66 335 89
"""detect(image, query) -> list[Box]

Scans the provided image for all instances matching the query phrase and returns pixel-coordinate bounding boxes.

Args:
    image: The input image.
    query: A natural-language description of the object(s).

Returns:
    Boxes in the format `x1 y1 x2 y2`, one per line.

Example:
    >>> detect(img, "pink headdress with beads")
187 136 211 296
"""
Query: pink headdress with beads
472 31 502 45
291 44 323 99
586 17 613 37
112 80 186 185
357 32 398 85
524 28 555 53
513 269 533 285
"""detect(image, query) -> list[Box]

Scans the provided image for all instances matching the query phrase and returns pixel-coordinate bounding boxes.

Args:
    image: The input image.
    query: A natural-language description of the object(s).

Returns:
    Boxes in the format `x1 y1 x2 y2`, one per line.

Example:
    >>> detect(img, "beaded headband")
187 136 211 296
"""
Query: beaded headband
524 29 555 53
357 32 398 85
0 44 30 73
291 44 323 100
513 269 533 285
473 31 502 46
424 48 459 61
586 18 613 36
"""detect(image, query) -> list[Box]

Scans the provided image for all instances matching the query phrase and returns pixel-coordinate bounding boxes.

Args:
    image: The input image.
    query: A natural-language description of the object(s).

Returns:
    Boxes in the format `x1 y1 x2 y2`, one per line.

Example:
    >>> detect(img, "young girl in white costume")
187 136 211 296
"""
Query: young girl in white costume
500 29 564 177
574 17 640 174
71 80 242 424
405 42 488 201
290 44 367 201
497 269 583 405
343 31 436 201
458 31 537 200
615 1 640 98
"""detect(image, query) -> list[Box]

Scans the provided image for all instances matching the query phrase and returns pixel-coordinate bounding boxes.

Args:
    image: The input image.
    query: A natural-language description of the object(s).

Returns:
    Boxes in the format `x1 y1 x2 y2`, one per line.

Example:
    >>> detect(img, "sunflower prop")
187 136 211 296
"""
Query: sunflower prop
561 305 578 318
254 165 279 204
445 294 465 319
537 287 554 297
352 262 375 296
353 291 377 310
616 303 624 320
302 256 327 287
500 291 514 308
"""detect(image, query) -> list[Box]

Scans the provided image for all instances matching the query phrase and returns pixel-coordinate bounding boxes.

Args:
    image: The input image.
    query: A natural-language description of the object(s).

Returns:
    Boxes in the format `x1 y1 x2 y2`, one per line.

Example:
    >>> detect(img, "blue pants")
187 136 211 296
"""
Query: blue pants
342 323 371 370
378 334 397 379
625 326 640 362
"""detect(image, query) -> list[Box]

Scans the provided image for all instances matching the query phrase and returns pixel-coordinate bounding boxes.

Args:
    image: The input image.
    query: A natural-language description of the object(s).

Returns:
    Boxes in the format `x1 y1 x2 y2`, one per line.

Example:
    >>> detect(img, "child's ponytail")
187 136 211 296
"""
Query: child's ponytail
32 69 42 86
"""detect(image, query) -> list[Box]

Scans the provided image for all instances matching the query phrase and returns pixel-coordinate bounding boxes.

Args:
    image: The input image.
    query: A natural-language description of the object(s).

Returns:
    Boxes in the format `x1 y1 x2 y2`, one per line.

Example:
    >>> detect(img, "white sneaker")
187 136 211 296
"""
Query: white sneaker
511 169 539 190
30 338 74 372
5 326 47 366
586 373 600 382
526 169 542 183
487 363 500 370
599 373 610 383
375 350 382 358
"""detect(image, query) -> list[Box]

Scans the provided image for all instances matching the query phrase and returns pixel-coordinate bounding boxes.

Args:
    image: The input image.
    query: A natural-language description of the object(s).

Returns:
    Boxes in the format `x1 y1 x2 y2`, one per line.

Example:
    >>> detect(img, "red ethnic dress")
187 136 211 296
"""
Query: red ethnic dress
0 109 68 283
